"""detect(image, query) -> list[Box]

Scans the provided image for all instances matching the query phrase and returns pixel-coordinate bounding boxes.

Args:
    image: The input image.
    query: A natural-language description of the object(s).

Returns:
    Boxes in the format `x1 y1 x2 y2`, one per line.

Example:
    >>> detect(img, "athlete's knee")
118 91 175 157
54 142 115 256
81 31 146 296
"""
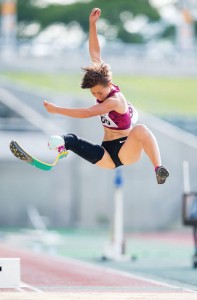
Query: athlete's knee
133 124 149 133
132 124 150 140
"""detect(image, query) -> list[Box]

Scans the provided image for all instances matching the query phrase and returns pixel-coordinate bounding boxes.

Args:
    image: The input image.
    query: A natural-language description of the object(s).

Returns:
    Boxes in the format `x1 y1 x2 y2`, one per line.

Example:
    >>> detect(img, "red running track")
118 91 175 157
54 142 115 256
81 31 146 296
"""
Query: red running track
0 243 193 293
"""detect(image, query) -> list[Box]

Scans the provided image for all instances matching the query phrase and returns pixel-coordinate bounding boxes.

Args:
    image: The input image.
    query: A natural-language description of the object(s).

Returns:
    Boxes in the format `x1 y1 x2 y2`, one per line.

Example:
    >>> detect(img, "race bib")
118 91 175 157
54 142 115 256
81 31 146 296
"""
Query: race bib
100 114 118 128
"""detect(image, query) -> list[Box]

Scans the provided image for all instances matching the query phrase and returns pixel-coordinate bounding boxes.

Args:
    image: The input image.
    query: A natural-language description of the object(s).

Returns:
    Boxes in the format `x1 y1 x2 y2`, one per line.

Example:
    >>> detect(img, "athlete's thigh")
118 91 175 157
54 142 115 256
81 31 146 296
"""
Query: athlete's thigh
118 130 143 165
96 149 116 169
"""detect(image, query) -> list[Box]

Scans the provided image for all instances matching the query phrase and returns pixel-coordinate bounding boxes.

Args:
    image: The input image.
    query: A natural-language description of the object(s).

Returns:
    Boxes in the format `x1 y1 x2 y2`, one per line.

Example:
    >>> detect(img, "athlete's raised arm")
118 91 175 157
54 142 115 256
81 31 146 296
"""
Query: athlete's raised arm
89 8 102 63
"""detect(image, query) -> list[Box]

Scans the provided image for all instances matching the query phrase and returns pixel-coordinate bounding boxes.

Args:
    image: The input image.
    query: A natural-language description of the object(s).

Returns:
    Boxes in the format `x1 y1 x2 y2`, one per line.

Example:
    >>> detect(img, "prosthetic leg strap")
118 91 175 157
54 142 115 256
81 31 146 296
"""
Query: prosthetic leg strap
62 134 105 164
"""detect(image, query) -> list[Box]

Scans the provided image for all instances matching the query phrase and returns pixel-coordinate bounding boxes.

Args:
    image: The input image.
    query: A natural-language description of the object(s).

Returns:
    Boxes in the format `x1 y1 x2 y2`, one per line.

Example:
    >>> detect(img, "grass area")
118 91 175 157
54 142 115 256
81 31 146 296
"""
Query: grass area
1 71 197 116
114 75 197 116
3 228 192 261
57 231 193 261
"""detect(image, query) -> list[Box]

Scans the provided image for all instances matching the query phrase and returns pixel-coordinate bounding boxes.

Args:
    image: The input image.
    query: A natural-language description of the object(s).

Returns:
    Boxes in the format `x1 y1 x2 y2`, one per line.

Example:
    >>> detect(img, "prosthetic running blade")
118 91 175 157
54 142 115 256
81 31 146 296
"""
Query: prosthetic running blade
9 140 68 171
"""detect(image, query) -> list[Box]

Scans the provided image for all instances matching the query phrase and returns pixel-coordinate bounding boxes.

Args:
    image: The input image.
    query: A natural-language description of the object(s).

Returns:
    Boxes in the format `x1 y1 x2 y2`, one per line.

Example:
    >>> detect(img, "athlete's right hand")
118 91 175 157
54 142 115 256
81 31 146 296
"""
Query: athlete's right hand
89 8 101 24
44 100 57 114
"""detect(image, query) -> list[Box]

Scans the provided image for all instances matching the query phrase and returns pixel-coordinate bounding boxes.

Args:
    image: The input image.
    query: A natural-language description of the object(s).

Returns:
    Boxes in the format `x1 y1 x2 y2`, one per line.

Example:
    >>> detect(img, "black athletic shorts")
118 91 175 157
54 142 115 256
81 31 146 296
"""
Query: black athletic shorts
101 137 127 168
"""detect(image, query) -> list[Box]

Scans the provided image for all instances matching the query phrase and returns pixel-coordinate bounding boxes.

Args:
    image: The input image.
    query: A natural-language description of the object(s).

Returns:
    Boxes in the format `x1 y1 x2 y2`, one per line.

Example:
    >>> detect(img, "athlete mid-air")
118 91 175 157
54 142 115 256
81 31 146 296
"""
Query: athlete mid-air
10 8 169 184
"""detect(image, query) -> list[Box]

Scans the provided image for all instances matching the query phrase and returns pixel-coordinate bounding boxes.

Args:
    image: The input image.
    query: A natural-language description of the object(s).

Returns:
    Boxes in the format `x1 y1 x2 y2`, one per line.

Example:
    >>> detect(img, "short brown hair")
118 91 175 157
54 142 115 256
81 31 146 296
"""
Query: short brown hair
81 61 112 89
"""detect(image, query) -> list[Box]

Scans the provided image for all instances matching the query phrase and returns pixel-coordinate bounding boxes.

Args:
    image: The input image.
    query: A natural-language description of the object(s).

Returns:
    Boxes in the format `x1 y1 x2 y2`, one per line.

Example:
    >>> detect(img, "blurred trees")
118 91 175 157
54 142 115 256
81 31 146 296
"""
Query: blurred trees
2 0 197 44
17 0 163 43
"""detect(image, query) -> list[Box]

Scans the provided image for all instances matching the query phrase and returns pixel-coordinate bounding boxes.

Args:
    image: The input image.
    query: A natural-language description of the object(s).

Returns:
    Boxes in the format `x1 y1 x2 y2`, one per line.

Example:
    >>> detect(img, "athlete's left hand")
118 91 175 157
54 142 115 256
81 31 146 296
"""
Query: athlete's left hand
44 100 57 113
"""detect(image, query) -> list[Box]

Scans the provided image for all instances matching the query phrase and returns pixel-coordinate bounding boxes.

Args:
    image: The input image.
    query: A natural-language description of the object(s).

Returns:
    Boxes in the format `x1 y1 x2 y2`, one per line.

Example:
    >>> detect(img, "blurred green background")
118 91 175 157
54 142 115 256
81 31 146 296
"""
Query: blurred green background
0 71 196 116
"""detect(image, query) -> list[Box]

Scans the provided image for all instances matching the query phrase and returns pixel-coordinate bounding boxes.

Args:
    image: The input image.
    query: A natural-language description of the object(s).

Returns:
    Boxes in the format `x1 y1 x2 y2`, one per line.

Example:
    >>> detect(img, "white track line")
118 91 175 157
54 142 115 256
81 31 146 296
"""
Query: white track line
20 281 44 293
54 256 197 294
16 287 26 292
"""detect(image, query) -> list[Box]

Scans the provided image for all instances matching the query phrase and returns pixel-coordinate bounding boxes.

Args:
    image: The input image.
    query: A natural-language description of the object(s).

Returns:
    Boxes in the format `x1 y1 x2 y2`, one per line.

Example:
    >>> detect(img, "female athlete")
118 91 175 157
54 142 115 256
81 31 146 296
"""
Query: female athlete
44 8 169 184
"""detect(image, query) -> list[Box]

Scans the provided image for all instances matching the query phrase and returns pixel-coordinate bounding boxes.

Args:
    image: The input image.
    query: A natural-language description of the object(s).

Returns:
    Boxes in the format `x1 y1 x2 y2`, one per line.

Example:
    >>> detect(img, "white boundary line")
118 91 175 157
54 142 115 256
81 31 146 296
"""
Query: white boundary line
53 256 197 294
20 281 44 293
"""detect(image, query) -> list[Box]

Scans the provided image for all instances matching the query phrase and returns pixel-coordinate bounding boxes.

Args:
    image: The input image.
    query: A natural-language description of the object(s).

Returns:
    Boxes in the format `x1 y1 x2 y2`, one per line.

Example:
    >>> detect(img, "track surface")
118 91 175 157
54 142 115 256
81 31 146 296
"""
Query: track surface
0 241 196 299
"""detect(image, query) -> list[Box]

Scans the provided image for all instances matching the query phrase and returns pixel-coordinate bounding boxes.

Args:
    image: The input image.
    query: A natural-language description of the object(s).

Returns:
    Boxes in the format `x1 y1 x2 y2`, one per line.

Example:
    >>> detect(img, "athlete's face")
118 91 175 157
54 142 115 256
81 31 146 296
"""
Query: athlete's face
90 84 112 101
